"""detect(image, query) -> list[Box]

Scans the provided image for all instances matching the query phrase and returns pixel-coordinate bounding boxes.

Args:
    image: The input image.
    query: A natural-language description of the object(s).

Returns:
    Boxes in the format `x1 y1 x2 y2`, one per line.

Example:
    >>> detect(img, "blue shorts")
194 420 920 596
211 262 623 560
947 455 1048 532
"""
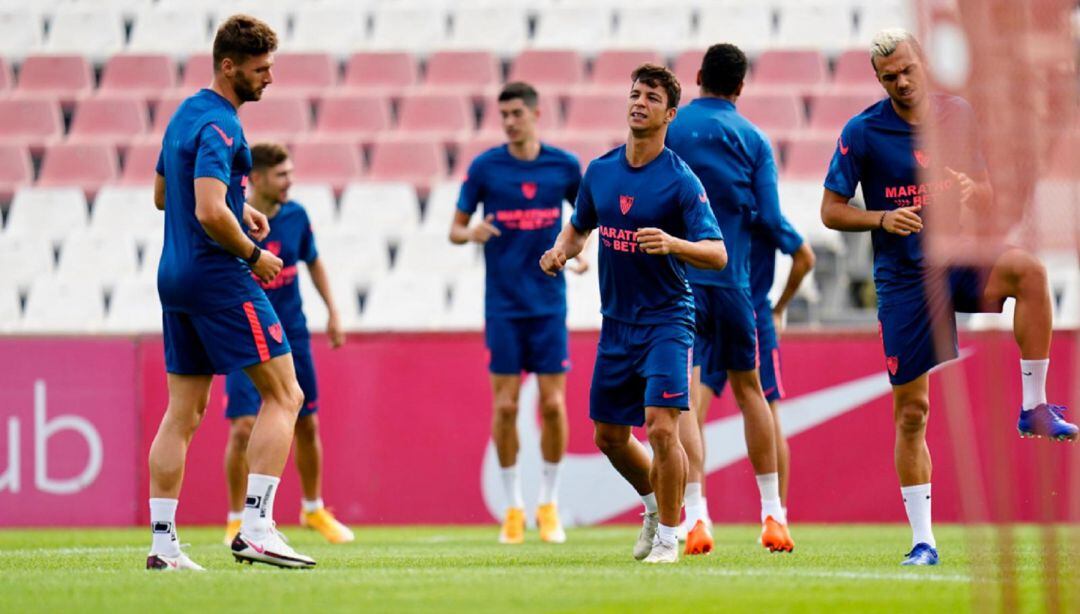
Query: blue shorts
700 308 785 403
589 318 693 427
163 295 290 375
485 314 569 375
692 285 758 384
879 266 1000 386
224 335 318 418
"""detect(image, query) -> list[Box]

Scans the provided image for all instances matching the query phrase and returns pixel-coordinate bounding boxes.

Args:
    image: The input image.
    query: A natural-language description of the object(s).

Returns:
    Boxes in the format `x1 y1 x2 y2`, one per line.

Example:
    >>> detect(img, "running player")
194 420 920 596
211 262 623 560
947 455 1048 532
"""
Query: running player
821 29 1078 566
222 143 352 546
450 82 584 544
666 43 796 555
146 15 314 570
541 64 726 564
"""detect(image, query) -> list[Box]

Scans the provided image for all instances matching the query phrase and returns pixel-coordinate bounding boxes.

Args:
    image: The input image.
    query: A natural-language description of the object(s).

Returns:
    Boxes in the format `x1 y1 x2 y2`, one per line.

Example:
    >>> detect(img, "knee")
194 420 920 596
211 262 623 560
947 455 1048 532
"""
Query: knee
229 418 255 450
645 419 678 453
895 398 930 436
493 396 518 425
594 429 626 456
294 415 318 442
539 393 565 422
1021 254 1048 288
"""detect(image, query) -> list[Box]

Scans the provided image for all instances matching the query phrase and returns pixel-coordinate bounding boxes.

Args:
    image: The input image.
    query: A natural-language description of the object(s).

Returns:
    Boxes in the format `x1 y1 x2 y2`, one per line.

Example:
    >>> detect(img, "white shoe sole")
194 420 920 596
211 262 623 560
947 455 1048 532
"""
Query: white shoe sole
231 536 316 569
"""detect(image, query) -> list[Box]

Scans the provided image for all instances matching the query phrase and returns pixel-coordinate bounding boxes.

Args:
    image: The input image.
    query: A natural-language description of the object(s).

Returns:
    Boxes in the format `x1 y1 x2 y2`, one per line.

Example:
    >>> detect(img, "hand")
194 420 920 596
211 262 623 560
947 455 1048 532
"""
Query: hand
882 205 923 236
326 310 345 349
469 214 502 244
250 248 283 284
568 256 589 275
244 204 270 241
944 166 975 206
636 227 677 255
539 248 568 276
772 307 786 333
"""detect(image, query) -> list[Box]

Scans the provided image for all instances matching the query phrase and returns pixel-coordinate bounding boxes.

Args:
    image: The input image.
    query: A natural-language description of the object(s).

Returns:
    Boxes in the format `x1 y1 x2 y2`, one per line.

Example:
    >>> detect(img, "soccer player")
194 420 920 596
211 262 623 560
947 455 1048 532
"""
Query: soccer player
222 143 352 546
146 15 314 570
821 29 1078 566
450 82 584 544
541 64 726 564
665 43 797 555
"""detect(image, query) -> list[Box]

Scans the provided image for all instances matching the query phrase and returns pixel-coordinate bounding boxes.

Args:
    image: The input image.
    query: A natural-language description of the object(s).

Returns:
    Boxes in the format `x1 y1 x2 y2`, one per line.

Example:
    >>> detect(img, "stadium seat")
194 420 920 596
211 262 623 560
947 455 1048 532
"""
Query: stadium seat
0 56 12 92
150 92 187 136
832 49 881 93
508 50 585 98
672 50 706 97
0 10 45 60
360 272 448 331
590 50 665 92
128 8 210 57
694 5 775 55
533 6 615 53
0 99 64 154
394 94 474 143
477 95 560 138
313 92 391 145
67 96 150 148
448 6 529 54
612 6 693 54
312 228 390 289
752 50 829 93
138 231 163 280
98 54 178 103
737 92 805 139
453 135 504 178
561 92 631 142
443 270 484 330
774 3 855 53
43 8 125 62
56 232 139 287
369 7 448 52
421 181 464 234
180 53 214 92
21 278 105 333
4 187 88 244
0 144 34 203
338 181 420 245
807 92 882 133
37 143 120 200
566 241 601 330
237 95 312 143
268 53 339 98
90 185 161 244
119 142 161 186
65 0 153 19
296 266 361 331
783 135 840 179
13 55 94 107
286 183 337 232
0 282 19 332
545 136 614 169
856 0 917 47
368 139 449 197
778 180 844 253
395 231 479 278
343 52 418 95
290 139 365 195
0 233 55 291
421 51 500 99
288 6 369 55
102 276 162 333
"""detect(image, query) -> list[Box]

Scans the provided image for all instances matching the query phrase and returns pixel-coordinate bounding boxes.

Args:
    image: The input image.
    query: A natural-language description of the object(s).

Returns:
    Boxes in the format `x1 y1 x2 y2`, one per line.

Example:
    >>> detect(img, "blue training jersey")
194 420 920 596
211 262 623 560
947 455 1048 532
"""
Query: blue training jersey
749 214 804 314
457 143 581 318
249 201 318 342
824 94 985 307
571 146 723 327
665 97 784 290
156 88 261 314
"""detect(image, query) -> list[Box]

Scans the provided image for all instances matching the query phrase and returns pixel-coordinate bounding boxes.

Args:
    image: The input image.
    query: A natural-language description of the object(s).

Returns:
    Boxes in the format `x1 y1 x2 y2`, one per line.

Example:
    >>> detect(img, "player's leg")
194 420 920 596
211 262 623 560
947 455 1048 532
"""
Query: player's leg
758 327 790 512
642 406 687 563
486 316 527 543
536 373 568 543
769 400 790 508
892 373 939 565
983 250 1077 440
222 415 255 544
593 420 658 559
680 365 720 554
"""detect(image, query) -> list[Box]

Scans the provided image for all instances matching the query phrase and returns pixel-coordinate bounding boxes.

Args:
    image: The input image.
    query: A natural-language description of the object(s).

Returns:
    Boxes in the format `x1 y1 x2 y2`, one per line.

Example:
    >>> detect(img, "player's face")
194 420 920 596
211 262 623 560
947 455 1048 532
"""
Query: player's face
627 80 676 134
873 42 926 109
254 159 293 204
227 53 275 103
499 98 539 145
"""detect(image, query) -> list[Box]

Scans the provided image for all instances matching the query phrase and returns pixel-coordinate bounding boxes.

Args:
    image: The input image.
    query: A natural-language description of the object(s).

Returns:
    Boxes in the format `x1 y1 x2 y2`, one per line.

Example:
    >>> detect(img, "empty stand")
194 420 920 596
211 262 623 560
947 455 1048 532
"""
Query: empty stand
395 232 479 278
562 92 630 141
394 94 474 142
0 144 33 203
338 182 421 244
778 180 844 253
508 50 585 97
67 96 150 147
180 53 214 91
422 50 500 99
444 270 484 330
0 57 11 91
752 50 829 92
43 8 125 62
368 139 448 196
98 54 178 102
13 55 94 107
119 142 161 185
343 52 418 94
210 8 289 47
313 92 392 144
856 1 917 47
269 53 339 98
774 4 855 53
0 233 55 291
286 183 337 231
288 6 369 55
150 92 187 136
546 136 614 169
783 135 840 179
533 6 614 53
128 8 210 57
290 139 365 194
453 136 505 178
313 229 390 289
694 5 774 55
237 95 312 143
297 266 361 331
478 95 560 137
56 232 139 287
89 185 161 244
421 181 464 234
832 50 881 93
102 277 162 333
21 278 105 333
360 272 447 331
37 143 120 199
4 187 88 244
737 92 805 139
612 6 693 53
0 10 44 60
0 283 18 332
807 92 881 132
0 99 65 153
672 50 706 96
590 50 665 91
369 7 448 52
448 6 529 54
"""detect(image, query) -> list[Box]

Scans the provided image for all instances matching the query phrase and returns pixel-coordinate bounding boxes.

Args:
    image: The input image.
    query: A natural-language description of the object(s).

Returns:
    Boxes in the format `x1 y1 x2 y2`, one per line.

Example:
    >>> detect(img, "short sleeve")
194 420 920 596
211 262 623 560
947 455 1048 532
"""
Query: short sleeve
680 172 723 242
299 209 318 264
563 158 582 205
570 165 597 232
751 135 783 235
823 120 861 198
456 156 485 215
193 122 234 184
771 214 804 256
155 148 165 176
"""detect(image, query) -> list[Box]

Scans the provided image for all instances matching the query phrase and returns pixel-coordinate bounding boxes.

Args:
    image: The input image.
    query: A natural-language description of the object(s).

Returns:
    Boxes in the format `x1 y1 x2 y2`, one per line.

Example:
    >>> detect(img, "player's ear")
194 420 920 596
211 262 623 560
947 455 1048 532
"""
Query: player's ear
665 106 677 123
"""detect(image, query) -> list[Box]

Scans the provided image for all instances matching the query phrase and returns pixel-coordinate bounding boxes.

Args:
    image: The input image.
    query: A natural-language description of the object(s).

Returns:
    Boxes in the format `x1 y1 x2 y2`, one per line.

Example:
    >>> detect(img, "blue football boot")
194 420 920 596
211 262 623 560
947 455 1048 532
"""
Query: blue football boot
901 542 939 566
1018 404 1079 442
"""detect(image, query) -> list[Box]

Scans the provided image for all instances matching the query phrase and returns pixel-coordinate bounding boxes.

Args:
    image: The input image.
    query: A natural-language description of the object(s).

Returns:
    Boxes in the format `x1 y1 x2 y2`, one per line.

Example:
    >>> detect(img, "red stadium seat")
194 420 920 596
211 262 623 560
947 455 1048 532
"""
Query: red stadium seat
343 52 418 94
150 92 187 136
508 50 585 97
0 57 12 92
98 54 178 103
737 92 804 139
807 92 882 133
562 92 632 141
832 50 881 93
13 55 94 107
180 53 213 92
545 135 614 169
0 98 64 154
0 144 33 203
37 142 120 199
313 93 392 145
395 93 473 142
368 138 447 196
590 50 664 90
238 95 312 144
269 53 339 98
453 135 505 178
421 50 499 98
290 138 365 195
478 95 560 137
783 135 839 179
68 96 149 148
672 50 705 97
119 142 161 185
753 50 828 92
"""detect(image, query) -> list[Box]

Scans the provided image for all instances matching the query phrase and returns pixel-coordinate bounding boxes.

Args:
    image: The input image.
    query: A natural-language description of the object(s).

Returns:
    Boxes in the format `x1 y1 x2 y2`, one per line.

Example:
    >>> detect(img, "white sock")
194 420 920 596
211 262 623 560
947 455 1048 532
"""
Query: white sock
149 498 180 556
901 483 936 548
538 461 561 505
242 473 280 538
302 498 324 514
500 466 525 509
657 523 678 546
1020 359 1049 411
227 511 243 523
641 492 658 514
756 473 785 523
683 483 708 527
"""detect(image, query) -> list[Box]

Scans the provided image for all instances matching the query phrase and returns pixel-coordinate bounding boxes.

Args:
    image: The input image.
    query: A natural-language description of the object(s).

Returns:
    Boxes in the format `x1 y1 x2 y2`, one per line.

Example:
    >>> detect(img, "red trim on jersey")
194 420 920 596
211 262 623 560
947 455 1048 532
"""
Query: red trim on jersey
242 301 270 362
772 348 785 399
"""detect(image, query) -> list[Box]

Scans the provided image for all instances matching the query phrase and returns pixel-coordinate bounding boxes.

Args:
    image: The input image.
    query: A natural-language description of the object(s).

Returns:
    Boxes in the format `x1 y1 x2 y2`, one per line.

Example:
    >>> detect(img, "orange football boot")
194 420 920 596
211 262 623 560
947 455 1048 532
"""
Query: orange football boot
684 519 714 555
760 516 794 553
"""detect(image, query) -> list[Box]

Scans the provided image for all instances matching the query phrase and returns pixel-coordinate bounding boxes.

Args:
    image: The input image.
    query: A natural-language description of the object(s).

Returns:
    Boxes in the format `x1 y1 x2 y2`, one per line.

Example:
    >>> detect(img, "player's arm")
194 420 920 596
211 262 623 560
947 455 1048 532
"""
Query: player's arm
449 210 501 245
773 241 815 328
194 177 282 282
541 222 591 276
821 189 923 236
307 257 345 348
153 173 165 210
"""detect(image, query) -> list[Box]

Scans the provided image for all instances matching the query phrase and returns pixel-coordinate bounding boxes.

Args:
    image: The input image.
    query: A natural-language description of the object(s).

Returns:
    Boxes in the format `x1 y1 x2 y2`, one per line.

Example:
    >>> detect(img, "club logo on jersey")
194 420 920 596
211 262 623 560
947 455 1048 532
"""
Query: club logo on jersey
886 356 899 376
521 182 537 200
619 195 634 215
913 149 929 169
838 136 850 156
265 241 282 256
268 323 283 344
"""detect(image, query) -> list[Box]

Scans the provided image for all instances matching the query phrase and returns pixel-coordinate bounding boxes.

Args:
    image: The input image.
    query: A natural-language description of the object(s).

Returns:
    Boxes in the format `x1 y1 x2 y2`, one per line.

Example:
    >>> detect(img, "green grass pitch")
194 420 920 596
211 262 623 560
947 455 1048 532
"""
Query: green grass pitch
2 525 1076 613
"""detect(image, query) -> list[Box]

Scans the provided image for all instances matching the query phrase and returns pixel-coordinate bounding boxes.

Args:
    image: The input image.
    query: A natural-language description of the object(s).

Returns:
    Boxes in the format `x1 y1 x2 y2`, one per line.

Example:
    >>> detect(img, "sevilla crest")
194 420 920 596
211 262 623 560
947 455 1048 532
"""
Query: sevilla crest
619 195 634 215
913 149 929 169
268 323 284 344
521 182 537 199
886 355 899 376
265 241 282 256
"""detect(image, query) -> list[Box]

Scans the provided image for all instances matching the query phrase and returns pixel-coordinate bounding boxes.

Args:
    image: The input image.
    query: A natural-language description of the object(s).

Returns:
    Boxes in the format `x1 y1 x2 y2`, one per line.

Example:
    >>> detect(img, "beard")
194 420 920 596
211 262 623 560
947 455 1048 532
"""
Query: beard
232 71 262 103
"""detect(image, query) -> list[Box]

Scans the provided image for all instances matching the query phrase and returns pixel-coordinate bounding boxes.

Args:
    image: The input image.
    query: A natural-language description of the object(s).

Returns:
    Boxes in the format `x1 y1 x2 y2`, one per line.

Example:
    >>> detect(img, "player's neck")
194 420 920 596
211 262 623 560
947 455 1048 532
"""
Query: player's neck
625 131 665 168
210 78 242 109
507 138 541 162
248 194 280 218
890 96 930 126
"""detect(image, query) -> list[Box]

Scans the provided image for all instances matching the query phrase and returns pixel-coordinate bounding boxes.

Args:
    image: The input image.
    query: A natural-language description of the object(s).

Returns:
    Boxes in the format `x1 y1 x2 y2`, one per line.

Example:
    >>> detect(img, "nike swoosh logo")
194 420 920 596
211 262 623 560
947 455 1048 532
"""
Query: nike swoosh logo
1022 371 1032 376
662 391 685 399
209 123 234 147
762 386 777 397
838 137 849 156
698 192 708 203
480 350 971 525
246 539 265 554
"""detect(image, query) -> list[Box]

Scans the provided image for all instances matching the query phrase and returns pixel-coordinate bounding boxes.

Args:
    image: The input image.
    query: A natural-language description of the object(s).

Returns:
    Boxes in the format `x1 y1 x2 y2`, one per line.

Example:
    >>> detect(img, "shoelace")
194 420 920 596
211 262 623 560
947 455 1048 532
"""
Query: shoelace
1047 404 1068 420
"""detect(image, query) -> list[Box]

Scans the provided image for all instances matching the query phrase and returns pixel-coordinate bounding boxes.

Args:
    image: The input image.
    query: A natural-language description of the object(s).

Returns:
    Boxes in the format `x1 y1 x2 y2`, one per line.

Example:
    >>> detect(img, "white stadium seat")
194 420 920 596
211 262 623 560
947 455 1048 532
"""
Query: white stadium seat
855 1 917 47
369 7 448 52
138 232 163 281
21 278 105 333
778 181 845 253
566 237 601 330
297 265 361 332
89 185 162 245
43 8 126 62
56 232 139 288
339 182 421 245
775 3 856 54
128 8 211 57
0 234 55 292
102 276 162 333
532 6 615 53
61 0 154 19
5 187 88 245
315 229 390 288
288 6 370 55
612 5 693 54
448 6 529 54
444 269 484 330
288 184 338 233
0 10 45 60
0 282 19 332
360 271 448 331
395 232 480 278
694 5 775 55
421 181 463 234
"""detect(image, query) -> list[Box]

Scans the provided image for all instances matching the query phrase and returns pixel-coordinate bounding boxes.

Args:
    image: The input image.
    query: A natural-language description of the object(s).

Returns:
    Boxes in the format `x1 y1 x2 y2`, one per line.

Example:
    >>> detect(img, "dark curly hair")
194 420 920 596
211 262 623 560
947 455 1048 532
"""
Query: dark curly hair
213 14 278 72
630 63 681 109
700 43 747 97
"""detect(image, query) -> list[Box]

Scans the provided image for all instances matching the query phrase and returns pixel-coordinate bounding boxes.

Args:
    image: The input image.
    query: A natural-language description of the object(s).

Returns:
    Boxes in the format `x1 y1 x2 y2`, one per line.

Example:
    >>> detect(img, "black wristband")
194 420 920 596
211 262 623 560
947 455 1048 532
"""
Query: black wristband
245 245 261 264
879 211 887 230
